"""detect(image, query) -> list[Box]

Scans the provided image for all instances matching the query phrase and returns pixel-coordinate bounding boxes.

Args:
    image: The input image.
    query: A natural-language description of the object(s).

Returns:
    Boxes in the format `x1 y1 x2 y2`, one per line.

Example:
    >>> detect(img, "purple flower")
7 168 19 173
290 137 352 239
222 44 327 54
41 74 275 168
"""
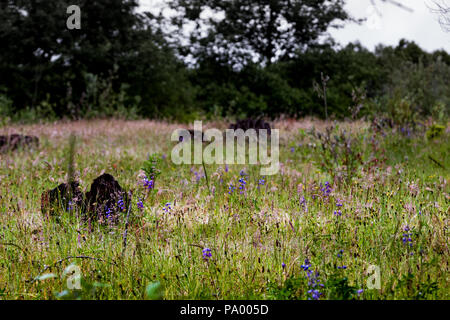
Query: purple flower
301 259 311 271
117 198 125 212
299 196 308 212
290 147 295 153
402 225 413 247
357 289 364 296
137 199 144 210
105 205 113 221
163 202 172 213
307 289 322 300
238 177 247 193
302 264 324 300
320 181 332 198
337 249 344 258
143 176 154 190
282 262 286 269
202 248 212 261
67 200 74 212
337 265 347 269
257 177 266 190
228 183 235 194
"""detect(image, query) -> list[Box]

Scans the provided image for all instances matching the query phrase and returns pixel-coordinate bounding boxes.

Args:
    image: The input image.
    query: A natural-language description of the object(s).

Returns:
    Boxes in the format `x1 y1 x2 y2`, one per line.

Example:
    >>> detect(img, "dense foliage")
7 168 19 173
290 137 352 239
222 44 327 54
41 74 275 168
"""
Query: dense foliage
0 0 448 123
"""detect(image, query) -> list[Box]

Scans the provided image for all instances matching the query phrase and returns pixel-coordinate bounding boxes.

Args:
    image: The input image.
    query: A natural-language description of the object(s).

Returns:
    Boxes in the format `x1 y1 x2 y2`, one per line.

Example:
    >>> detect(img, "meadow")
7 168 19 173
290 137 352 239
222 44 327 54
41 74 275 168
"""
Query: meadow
0 118 448 300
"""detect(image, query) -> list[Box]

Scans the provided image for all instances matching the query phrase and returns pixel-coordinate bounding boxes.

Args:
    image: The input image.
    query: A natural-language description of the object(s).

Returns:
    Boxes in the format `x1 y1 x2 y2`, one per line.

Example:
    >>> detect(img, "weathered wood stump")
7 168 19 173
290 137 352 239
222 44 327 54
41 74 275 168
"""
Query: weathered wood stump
0 134 39 153
41 181 85 219
85 173 129 224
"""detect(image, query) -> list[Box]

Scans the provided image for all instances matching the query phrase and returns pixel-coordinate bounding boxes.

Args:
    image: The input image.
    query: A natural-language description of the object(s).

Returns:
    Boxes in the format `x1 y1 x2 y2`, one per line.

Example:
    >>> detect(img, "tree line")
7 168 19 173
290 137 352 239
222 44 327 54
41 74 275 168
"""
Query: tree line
0 0 448 123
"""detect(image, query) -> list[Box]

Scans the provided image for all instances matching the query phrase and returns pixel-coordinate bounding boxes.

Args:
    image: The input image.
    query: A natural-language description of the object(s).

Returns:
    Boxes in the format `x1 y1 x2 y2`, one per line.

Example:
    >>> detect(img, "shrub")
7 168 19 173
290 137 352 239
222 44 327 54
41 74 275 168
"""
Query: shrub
426 124 445 140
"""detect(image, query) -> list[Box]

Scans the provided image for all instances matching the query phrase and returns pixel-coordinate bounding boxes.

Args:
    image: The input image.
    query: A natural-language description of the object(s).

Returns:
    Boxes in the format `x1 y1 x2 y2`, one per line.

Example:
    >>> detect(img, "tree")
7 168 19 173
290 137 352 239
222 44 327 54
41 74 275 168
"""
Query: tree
0 0 193 119
169 0 352 67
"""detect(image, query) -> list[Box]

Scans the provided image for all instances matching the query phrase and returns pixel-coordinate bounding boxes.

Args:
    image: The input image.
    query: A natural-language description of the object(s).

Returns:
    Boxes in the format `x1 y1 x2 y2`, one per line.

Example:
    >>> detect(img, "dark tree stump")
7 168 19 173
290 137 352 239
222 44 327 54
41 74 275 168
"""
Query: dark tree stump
0 134 39 153
41 181 85 219
85 173 129 224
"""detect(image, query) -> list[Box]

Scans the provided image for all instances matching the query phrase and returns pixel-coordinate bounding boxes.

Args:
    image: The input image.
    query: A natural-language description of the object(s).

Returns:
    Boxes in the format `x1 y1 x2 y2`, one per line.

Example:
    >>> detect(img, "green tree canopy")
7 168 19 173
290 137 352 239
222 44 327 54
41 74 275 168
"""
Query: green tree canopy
169 0 352 67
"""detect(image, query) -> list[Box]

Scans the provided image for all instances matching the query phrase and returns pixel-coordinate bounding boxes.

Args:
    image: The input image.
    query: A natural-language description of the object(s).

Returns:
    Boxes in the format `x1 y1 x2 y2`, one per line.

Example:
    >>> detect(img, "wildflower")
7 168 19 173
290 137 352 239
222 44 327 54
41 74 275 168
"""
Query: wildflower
334 209 342 216
282 262 286 269
105 205 112 221
225 164 229 173
228 183 235 194
194 171 203 183
402 225 413 247
337 265 347 269
118 198 125 211
239 170 247 176
337 249 344 258
163 202 172 213
299 196 308 213
307 289 322 300
238 177 247 193
303 267 324 300
301 259 311 271
290 147 295 153
67 200 74 212
320 181 332 198
202 248 212 261
137 199 144 210
143 176 154 190
258 178 265 186
357 289 364 296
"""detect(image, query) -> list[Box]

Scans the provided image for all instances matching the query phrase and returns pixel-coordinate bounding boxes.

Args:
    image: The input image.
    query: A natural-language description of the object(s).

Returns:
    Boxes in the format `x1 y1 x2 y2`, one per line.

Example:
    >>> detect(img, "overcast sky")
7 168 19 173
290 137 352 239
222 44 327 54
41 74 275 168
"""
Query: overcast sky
138 0 450 53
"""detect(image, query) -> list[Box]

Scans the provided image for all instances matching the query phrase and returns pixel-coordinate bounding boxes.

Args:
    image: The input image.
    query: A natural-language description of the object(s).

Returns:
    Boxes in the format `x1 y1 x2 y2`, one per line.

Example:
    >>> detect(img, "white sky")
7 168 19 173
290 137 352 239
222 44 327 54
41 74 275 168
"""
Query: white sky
138 0 450 53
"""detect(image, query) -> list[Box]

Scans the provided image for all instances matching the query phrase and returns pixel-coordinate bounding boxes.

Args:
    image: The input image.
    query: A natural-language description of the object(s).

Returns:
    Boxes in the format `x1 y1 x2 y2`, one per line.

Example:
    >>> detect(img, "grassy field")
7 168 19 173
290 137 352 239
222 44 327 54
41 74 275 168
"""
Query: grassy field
0 118 448 300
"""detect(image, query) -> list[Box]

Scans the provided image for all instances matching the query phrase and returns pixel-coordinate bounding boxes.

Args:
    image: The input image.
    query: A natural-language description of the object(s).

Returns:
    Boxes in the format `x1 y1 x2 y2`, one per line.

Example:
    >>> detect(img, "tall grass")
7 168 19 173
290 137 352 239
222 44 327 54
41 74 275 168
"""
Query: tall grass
0 119 448 299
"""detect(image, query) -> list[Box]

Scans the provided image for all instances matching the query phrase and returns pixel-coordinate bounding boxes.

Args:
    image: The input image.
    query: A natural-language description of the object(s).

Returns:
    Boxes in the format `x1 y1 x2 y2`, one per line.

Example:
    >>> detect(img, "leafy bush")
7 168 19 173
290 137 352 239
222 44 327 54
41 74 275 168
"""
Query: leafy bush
426 124 445 140
267 276 305 300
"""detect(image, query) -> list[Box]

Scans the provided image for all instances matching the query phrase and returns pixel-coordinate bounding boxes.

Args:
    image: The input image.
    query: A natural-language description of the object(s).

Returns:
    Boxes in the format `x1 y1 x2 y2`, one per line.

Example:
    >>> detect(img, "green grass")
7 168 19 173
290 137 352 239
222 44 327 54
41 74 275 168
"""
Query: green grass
0 119 448 300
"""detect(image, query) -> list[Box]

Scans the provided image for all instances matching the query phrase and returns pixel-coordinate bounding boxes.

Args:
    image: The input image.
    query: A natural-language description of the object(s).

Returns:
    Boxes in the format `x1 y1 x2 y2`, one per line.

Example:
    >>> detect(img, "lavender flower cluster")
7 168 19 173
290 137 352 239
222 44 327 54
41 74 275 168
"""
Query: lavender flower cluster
301 259 324 300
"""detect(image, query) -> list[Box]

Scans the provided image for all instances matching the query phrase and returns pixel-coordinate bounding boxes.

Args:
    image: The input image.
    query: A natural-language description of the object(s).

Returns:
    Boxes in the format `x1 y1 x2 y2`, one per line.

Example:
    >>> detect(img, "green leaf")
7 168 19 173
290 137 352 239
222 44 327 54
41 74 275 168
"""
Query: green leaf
146 281 163 300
